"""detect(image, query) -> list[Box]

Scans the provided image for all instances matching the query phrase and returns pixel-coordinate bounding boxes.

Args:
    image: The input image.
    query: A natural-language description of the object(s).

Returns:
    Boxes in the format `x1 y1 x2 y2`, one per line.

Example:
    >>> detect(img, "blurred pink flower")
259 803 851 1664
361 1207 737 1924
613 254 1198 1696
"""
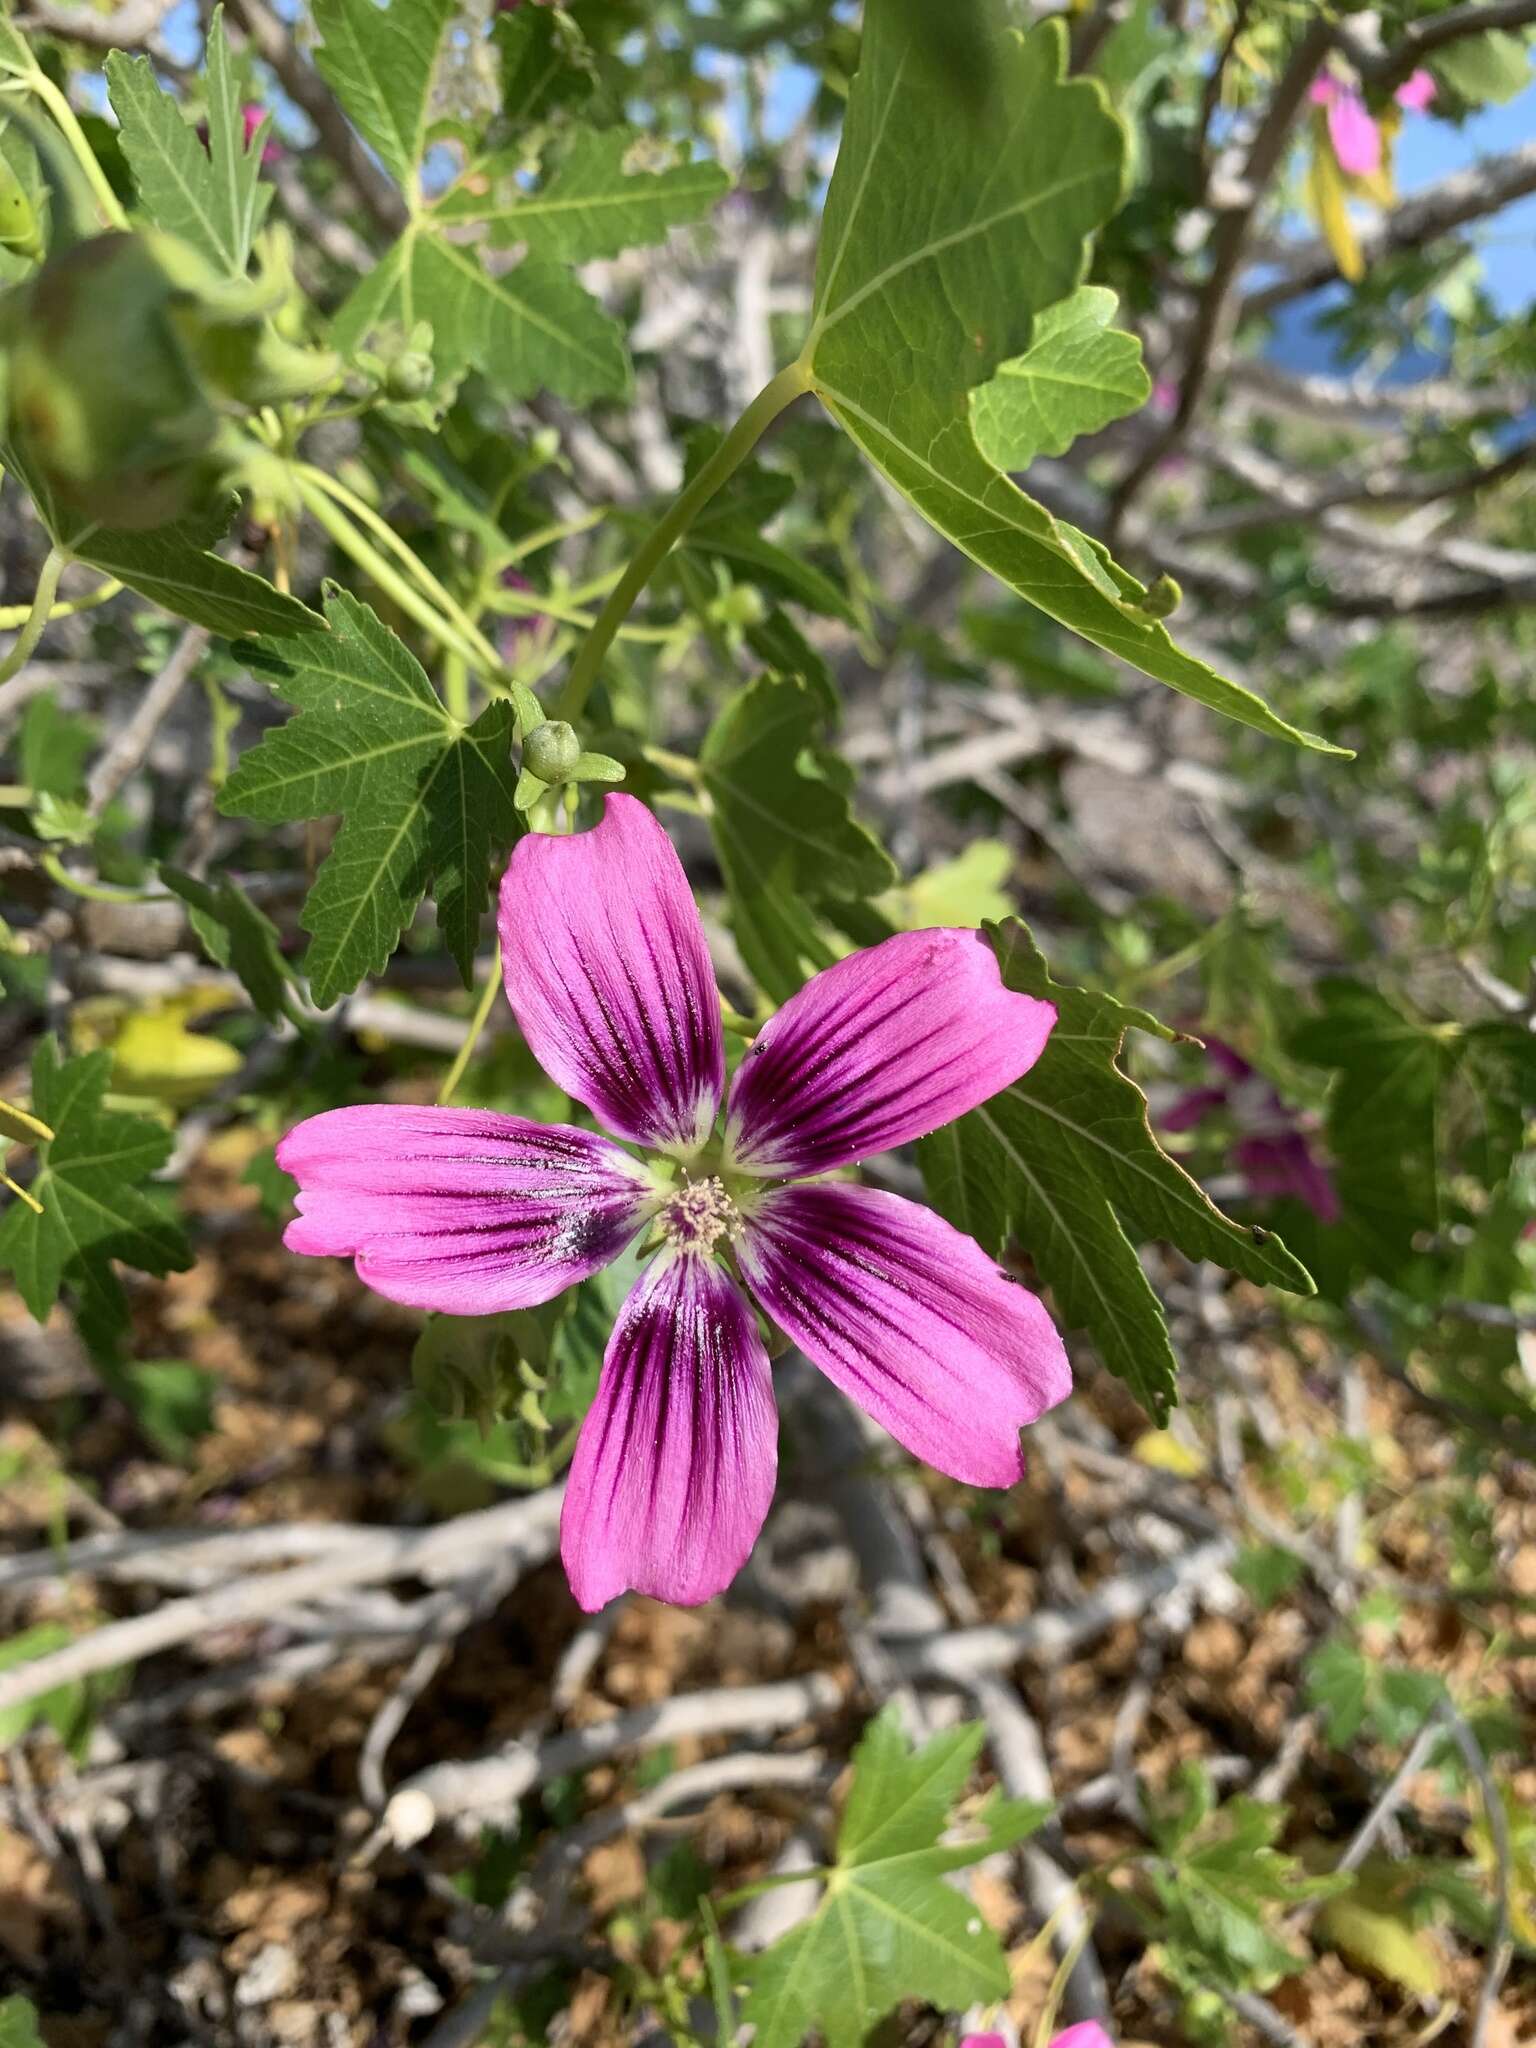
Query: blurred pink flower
1310 69 1437 179
497 566 553 665
1395 69 1437 113
199 102 281 168
1163 1037 1340 1224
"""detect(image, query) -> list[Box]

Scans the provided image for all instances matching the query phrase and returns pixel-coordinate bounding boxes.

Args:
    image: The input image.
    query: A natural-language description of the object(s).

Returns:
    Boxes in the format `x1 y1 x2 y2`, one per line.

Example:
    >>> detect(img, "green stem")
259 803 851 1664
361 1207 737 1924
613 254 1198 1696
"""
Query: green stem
15 71 128 231
553 359 811 723
40 852 157 904
294 480 489 682
504 508 604 563
436 940 503 1106
0 576 120 632
488 583 677 642
442 650 469 723
0 548 65 687
295 464 504 677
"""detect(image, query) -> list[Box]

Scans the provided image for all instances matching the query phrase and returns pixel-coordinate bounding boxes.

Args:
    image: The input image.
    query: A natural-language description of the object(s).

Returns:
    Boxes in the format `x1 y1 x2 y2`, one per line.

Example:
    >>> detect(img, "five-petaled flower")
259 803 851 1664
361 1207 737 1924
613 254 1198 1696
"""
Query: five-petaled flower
276 794 1070 1610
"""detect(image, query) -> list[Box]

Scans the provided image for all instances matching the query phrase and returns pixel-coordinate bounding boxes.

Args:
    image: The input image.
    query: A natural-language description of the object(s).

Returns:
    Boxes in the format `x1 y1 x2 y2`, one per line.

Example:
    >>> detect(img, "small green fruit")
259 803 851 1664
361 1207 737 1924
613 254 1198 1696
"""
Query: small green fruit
521 720 583 785
385 351 435 399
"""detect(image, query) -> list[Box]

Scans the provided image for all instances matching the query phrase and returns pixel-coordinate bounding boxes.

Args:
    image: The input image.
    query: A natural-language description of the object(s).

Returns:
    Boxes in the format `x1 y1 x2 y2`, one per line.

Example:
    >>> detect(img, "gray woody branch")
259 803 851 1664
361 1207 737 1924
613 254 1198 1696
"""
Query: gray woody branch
1341 0 1536 97
1106 15 1336 533
1243 140 1536 316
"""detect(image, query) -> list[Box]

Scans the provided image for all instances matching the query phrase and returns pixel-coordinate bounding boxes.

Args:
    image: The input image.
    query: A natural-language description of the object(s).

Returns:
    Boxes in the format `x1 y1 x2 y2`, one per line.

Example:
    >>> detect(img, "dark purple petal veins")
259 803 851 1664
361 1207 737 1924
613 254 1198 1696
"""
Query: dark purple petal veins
500 794 726 1151
737 1183 1069 1486
277 1104 653 1313
724 928 1055 1177
560 1251 777 1610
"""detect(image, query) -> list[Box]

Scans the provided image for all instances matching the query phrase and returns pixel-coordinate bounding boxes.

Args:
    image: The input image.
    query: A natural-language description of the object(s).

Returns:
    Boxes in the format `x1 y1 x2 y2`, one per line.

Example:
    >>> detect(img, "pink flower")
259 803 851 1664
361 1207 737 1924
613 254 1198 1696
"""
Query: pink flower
1310 75 1382 176
961 2028 1113 2048
1395 69 1437 114
1310 69 1437 179
276 796 1069 1610
1163 1037 1339 1225
198 102 281 168
497 567 552 665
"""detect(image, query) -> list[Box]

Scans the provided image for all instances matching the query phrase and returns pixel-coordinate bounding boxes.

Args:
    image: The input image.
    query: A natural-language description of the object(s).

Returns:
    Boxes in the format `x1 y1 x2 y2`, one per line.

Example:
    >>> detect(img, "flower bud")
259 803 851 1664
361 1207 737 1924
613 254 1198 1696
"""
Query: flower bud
2 233 219 532
386 351 435 399
521 719 583 785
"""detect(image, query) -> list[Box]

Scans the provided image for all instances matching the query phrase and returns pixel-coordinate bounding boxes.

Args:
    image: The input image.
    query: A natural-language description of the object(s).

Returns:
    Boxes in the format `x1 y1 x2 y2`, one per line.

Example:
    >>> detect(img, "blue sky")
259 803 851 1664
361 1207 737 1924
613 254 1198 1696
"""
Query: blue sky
1395 81 1535 313
146 5 1534 327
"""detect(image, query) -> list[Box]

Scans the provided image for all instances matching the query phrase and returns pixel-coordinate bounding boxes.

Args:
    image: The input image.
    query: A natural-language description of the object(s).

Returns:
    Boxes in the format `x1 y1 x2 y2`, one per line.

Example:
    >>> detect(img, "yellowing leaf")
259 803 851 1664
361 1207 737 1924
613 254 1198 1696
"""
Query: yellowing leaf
877 840 1013 932
74 990 242 1106
1306 119 1364 283
1316 1895 1442 1998
111 998 243 1103
1132 1427 1207 1478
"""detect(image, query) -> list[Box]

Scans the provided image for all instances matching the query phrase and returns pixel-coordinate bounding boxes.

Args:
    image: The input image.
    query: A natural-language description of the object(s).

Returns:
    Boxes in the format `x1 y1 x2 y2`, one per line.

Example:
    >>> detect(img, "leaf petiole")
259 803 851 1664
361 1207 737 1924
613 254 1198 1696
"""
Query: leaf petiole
0 549 66 687
436 940 504 1107
553 358 812 723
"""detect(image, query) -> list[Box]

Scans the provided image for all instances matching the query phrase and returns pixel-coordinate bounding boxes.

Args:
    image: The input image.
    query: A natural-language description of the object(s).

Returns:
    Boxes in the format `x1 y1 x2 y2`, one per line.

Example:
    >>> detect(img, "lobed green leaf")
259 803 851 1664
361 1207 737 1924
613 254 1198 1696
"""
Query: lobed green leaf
218 588 519 1005
804 1 1345 753
920 919 1313 1422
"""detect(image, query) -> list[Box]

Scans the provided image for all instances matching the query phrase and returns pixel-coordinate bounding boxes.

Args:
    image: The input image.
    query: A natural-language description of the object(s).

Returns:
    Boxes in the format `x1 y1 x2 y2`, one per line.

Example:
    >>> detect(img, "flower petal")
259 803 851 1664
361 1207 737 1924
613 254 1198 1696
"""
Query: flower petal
1161 1084 1228 1135
499 794 724 1150
561 1251 777 1610
277 1105 653 1312
1234 1132 1341 1224
1395 68 1436 112
1328 89 1381 177
737 1184 1069 1486
1050 2028 1116 2048
724 928 1055 1177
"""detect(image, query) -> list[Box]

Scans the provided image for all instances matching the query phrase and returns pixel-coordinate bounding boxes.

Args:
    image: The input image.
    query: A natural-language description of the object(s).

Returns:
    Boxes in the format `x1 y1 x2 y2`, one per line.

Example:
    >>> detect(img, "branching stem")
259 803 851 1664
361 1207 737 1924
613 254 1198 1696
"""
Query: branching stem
553 359 811 723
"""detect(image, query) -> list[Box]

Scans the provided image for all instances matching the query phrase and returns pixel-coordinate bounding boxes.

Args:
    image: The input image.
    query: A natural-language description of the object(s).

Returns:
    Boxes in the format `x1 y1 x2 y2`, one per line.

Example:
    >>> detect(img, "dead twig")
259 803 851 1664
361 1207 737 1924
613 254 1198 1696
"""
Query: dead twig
0 1490 564 1721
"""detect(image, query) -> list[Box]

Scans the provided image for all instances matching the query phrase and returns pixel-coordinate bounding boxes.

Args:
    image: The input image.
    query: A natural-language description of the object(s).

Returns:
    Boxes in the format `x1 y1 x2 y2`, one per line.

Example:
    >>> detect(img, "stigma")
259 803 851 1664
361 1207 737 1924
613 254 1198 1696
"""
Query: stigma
659 1174 740 1254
